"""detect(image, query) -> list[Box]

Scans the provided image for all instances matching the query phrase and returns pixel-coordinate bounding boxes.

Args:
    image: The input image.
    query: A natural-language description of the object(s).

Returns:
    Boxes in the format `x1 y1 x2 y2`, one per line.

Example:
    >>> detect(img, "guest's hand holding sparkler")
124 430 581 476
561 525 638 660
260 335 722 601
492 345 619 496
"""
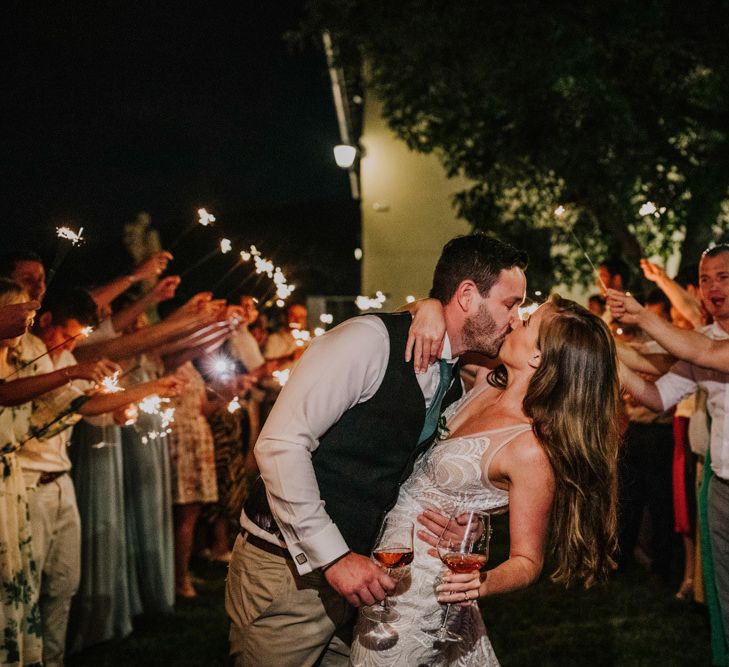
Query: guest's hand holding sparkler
0 300 40 339
608 287 729 372
134 251 173 281
170 292 214 319
68 359 122 385
151 275 181 302
113 403 138 427
77 373 187 417
606 289 644 325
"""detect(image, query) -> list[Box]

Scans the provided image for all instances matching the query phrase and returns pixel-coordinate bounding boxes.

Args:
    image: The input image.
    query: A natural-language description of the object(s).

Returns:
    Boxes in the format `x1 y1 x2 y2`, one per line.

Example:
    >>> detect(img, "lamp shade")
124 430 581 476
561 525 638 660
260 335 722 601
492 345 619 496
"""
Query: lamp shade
333 144 357 169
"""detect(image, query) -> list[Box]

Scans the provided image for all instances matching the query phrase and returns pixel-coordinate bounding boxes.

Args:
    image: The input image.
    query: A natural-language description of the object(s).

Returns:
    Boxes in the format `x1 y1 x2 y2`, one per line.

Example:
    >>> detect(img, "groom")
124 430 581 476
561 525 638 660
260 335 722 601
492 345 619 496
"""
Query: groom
226 234 528 666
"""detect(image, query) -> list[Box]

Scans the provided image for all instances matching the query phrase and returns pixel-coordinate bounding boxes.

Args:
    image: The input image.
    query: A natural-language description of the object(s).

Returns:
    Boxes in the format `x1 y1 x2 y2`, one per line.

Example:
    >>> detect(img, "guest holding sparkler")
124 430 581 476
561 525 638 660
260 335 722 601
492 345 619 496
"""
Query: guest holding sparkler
12 286 184 665
164 358 219 599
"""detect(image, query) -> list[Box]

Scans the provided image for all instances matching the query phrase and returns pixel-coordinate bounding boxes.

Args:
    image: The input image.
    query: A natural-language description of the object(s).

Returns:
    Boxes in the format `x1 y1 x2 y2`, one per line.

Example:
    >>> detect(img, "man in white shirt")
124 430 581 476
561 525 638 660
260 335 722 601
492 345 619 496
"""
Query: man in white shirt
612 245 729 644
226 235 528 666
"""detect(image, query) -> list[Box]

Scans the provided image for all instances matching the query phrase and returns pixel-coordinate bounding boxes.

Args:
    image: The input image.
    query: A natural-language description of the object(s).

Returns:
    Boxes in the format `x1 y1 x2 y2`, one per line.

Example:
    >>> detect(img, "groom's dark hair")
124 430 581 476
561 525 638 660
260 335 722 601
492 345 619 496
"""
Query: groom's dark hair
430 234 528 304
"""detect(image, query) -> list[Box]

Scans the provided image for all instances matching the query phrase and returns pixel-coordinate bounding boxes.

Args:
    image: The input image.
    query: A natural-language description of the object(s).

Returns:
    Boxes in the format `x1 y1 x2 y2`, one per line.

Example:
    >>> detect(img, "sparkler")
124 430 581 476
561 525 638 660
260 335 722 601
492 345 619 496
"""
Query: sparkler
227 396 242 414
220 238 232 254
99 371 124 394
355 291 387 311
47 225 86 288
6 326 94 379
272 369 290 387
197 208 216 226
568 229 608 293
56 226 85 245
137 394 176 443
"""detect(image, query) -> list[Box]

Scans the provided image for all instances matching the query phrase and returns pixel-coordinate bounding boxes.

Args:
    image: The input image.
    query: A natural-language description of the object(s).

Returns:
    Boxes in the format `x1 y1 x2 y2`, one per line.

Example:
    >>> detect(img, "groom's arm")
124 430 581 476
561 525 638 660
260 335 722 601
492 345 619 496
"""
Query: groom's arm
253 317 389 573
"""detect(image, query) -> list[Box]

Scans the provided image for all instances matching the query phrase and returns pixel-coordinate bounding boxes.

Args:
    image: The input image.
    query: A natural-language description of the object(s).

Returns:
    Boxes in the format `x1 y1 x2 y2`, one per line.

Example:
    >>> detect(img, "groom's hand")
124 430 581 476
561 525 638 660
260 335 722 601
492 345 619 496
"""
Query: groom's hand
323 552 395 607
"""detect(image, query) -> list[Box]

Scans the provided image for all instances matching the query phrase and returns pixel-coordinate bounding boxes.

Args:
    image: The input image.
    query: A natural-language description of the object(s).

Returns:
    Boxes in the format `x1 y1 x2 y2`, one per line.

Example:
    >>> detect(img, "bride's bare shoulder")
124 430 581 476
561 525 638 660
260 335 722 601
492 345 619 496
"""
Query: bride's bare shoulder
499 429 551 474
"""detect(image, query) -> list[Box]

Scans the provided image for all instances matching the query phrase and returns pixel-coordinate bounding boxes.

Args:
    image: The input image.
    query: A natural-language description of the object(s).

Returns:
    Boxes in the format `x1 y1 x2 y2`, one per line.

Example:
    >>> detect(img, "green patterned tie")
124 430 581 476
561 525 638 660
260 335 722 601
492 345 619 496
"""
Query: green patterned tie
417 359 454 445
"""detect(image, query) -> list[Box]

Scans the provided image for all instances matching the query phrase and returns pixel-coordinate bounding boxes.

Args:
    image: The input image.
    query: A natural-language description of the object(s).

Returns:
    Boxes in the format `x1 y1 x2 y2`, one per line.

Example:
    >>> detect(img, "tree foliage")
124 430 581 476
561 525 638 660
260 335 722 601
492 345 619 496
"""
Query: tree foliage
302 0 729 289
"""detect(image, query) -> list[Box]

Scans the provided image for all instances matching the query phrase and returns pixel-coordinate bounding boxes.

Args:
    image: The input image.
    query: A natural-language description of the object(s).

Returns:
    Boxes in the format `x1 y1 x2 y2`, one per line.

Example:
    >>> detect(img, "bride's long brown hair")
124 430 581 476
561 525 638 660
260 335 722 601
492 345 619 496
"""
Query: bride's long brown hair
489 294 620 587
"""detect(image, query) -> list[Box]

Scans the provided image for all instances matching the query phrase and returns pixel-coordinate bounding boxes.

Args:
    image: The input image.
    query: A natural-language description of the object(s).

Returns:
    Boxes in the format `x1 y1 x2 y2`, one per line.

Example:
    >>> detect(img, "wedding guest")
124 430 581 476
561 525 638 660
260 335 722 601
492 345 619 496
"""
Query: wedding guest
164 360 218 599
0 279 43 666
617 291 677 580
18 286 182 665
68 279 184 650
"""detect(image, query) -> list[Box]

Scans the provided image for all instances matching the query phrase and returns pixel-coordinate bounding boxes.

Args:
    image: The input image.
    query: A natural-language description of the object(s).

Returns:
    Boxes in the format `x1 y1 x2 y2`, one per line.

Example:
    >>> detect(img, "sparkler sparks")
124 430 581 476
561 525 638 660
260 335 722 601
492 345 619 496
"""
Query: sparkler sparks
220 238 233 254
56 226 85 245
355 291 387 311
197 208 216 226
99 371 124 394
553 205 566 218
319 313 333 324
272 369 290 387
227 396 242 414
209 355 236 380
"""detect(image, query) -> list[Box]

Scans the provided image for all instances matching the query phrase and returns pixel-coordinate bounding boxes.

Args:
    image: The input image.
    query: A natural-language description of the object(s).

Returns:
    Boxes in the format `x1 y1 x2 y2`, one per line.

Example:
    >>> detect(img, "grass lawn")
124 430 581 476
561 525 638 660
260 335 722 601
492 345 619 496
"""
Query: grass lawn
67 516 712 666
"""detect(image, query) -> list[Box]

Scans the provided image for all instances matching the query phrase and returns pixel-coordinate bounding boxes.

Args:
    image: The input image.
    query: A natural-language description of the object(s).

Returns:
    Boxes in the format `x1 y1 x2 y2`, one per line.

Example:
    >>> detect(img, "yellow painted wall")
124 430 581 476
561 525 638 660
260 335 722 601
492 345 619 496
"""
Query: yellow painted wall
360 96 471 309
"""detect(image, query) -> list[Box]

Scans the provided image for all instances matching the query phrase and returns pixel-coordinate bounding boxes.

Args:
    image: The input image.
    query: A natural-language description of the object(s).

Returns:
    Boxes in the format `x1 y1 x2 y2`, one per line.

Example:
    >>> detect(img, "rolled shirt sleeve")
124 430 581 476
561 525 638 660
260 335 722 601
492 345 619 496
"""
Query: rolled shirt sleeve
251 316 389 574
655 359 699 412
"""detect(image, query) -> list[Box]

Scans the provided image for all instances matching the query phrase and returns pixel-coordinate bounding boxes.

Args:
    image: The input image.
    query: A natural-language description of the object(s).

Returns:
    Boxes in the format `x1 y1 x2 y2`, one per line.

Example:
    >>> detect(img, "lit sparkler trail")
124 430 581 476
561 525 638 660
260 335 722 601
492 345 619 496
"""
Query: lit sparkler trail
568 229 608 293
47 224 86 288
220 238 232 254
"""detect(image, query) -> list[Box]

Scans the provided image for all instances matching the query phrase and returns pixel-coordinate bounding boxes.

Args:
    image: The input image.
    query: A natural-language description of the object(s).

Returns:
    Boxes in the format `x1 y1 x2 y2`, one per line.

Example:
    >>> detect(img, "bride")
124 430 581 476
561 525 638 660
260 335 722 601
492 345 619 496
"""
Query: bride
350 295 620 666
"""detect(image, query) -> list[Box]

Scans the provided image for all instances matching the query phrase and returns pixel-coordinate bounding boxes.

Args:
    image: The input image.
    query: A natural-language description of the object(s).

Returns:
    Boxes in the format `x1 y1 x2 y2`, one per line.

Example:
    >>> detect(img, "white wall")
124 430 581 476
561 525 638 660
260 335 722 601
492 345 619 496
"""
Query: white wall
360 96 471 309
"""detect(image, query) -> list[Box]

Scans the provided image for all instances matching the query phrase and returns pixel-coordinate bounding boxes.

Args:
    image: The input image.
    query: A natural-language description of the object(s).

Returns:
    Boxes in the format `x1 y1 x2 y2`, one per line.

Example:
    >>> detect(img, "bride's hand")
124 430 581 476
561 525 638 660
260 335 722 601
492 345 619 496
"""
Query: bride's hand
436 571 483 607
403 298 446 373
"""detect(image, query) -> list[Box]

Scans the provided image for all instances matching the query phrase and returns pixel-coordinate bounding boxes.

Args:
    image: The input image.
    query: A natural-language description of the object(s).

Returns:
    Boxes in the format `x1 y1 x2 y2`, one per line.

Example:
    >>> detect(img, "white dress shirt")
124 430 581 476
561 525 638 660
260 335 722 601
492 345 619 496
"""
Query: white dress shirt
229 327 265 371
17 348 90 477
656 322 729 479
240 315 459 575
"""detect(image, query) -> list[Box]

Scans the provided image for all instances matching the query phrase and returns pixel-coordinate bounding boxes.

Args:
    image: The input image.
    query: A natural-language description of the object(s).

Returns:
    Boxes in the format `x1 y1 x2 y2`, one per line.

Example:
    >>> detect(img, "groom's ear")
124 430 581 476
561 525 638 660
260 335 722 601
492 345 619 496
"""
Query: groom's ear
455 280 478 312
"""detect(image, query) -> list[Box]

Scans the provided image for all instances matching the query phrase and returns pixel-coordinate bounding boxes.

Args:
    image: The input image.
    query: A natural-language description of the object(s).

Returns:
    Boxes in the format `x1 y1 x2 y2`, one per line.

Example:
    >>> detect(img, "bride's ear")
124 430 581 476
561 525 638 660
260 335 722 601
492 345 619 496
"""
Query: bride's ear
527 352 541 370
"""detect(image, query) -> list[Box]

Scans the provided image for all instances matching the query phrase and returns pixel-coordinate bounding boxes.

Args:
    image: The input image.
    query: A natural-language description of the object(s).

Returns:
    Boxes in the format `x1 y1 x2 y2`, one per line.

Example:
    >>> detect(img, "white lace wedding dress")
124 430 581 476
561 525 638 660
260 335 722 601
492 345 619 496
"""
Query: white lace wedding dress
350 387 531 667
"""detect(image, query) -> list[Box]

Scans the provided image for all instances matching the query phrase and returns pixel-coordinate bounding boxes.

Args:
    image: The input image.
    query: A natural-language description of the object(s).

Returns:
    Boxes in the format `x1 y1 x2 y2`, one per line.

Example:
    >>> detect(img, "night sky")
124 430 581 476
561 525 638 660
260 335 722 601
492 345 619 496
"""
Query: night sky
4 2 360 298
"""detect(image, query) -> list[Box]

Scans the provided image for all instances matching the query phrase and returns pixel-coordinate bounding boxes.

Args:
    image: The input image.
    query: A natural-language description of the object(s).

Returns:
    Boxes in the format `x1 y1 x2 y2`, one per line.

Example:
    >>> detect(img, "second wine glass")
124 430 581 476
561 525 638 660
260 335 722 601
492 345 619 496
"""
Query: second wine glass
362 519 414 623
425 510 491 643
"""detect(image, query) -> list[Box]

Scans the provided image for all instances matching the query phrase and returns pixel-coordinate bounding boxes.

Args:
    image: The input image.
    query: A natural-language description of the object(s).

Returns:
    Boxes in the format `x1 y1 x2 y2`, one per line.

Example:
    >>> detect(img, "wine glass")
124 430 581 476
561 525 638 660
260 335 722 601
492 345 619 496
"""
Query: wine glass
424 510 490 643
362 519 414 623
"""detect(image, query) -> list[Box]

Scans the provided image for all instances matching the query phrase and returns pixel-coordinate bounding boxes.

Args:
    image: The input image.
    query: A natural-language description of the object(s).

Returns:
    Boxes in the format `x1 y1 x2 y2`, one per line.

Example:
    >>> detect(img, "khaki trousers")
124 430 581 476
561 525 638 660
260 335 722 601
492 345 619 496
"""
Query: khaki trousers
225 533 353 667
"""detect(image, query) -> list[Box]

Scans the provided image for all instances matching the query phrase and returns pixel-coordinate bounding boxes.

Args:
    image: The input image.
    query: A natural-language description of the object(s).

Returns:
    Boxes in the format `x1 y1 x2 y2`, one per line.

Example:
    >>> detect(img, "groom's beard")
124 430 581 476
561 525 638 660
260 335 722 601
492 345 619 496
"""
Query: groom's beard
462 302 511 358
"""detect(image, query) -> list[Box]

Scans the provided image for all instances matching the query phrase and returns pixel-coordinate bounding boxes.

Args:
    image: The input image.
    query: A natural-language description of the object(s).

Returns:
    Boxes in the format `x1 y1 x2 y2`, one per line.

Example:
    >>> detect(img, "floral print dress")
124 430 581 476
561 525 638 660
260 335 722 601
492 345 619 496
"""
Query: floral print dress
0 395 42 666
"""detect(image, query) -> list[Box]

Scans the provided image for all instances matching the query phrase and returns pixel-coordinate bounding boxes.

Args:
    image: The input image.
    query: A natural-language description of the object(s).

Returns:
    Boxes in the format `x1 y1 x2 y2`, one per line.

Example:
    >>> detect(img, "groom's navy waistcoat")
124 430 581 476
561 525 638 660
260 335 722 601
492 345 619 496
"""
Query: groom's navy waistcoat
245 312 463 556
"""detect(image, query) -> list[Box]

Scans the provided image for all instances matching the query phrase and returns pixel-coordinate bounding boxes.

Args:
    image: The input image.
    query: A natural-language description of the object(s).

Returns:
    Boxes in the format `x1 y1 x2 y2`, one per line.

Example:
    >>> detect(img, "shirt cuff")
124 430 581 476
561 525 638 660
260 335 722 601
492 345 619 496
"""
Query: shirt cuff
286 523 350 575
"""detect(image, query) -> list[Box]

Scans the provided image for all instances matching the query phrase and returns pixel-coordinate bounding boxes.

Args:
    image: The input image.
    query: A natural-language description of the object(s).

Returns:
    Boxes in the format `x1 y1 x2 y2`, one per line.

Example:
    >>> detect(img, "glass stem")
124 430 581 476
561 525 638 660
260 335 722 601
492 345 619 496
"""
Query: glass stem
382 568 391 610
441 603 452 631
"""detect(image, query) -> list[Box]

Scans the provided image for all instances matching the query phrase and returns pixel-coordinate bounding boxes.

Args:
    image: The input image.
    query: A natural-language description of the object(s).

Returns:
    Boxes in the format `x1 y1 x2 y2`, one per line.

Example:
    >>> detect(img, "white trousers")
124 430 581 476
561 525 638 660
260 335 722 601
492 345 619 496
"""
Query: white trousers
26 473 81 667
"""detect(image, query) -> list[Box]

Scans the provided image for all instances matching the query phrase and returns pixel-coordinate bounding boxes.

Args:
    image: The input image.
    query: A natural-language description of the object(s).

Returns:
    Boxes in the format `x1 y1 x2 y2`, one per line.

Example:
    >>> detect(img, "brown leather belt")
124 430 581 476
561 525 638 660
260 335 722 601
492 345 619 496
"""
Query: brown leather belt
38 471 66 486
242 530 291 560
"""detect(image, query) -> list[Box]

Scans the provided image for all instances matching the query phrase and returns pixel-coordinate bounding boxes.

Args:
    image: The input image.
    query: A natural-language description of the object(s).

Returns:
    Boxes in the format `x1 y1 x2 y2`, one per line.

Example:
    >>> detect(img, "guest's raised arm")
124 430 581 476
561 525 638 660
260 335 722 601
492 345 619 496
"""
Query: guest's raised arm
607 288 729 370
640 259 703 328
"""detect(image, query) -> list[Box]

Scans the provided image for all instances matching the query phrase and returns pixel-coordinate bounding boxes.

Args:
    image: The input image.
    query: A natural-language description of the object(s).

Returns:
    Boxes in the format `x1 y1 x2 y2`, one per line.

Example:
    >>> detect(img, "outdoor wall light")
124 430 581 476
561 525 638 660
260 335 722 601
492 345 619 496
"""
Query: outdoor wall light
333 144 357 169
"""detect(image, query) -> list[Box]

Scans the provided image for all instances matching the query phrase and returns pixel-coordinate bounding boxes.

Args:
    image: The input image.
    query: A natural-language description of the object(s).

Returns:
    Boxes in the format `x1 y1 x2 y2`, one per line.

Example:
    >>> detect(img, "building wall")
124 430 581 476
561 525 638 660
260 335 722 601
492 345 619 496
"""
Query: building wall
360 96 471 309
